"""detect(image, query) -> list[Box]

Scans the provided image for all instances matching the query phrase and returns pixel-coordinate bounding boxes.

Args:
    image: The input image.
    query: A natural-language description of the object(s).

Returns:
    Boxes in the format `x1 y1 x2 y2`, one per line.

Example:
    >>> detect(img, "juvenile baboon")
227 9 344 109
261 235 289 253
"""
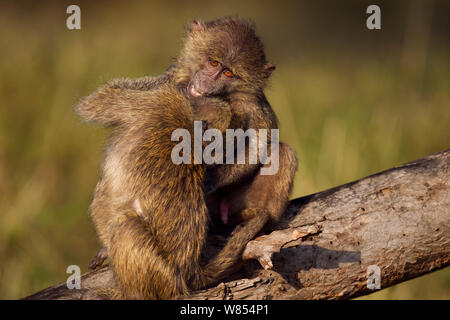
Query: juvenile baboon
170 18 297 231
77 17 297 299
86 18 297 230
77 82 273 299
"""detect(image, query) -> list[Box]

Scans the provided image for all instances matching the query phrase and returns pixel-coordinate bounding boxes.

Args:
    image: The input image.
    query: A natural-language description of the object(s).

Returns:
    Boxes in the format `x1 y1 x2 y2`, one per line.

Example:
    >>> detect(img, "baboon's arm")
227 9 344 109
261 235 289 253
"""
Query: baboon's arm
75 73 171 126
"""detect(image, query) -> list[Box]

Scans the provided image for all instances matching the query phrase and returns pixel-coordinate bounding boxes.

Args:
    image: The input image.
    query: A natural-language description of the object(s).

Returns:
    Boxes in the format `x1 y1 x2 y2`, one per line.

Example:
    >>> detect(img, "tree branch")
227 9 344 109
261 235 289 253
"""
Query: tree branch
24 149 450 300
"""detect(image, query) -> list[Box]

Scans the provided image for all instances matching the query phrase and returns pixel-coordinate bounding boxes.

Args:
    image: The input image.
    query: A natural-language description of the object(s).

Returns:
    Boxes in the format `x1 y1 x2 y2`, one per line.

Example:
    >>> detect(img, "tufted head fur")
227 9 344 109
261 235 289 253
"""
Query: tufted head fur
174 17 275 96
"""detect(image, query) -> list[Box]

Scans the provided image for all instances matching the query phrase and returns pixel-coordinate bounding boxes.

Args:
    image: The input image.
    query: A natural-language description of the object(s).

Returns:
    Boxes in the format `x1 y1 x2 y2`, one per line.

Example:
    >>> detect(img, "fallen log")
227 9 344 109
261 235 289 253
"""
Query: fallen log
24 149 450 300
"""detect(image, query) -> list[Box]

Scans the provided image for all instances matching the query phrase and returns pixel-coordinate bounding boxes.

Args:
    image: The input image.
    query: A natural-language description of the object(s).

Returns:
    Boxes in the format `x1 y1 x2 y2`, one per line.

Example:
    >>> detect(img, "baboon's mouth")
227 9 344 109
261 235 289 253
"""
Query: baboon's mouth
188 83 203 97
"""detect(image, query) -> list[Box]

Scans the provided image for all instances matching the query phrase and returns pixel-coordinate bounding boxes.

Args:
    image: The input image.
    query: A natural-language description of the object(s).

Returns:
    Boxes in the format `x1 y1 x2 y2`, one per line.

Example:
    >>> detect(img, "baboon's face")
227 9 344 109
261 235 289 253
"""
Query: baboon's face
188 58 235 97
183 18 275 98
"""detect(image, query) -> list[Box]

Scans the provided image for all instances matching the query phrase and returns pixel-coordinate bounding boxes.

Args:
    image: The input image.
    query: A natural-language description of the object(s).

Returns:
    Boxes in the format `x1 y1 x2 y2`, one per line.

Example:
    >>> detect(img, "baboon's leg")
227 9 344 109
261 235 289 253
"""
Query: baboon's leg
108 213 189 299
191 209 270 289
218 142 297 229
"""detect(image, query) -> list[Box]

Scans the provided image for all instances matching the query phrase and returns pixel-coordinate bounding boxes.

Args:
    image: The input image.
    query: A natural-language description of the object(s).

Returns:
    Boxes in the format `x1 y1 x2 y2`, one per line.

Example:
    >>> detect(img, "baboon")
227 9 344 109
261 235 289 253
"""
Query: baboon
173 19 297 231
77 82 271 299
77 17 297 299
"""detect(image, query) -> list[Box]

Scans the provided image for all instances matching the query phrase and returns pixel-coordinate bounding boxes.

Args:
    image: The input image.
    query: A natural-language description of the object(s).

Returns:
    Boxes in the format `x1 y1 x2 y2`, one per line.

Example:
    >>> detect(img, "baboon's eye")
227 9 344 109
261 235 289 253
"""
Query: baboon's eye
223 69 233 78
209 59 219 67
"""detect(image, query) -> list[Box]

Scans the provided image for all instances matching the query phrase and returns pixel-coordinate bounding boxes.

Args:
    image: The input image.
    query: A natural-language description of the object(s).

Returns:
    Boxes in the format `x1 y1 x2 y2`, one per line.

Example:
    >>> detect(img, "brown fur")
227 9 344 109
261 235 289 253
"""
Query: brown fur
76 17 297 299
78 83 235 299
176 18 297 229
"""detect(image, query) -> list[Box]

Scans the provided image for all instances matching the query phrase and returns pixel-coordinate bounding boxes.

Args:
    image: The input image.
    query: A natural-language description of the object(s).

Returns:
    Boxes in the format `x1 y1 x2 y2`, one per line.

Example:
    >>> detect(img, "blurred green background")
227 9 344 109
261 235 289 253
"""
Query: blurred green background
0 0 448 299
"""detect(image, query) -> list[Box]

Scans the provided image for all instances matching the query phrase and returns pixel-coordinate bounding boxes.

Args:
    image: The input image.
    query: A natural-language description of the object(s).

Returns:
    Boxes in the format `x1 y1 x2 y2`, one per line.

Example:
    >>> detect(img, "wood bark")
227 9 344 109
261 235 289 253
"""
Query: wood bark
24 149 450 300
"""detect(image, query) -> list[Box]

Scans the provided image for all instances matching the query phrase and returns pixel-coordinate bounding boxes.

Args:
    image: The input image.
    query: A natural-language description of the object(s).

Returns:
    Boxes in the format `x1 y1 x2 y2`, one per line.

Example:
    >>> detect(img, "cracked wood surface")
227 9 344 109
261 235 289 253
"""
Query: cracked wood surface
24 149 450 300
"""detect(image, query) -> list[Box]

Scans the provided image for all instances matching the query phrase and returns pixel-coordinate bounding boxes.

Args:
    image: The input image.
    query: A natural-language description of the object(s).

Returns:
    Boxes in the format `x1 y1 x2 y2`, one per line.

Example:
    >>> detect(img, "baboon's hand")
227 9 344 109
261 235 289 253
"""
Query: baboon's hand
89 247 108 270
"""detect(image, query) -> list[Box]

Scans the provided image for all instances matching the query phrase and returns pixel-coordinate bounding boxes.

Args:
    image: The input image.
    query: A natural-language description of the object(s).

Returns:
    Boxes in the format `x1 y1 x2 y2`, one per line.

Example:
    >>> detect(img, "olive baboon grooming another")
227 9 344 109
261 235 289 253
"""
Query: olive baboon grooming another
76 17 297 299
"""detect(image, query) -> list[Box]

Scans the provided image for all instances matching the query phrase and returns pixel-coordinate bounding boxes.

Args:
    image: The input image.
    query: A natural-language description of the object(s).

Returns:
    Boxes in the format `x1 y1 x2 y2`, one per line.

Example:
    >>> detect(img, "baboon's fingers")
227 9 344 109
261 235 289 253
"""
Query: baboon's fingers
89 247 108 270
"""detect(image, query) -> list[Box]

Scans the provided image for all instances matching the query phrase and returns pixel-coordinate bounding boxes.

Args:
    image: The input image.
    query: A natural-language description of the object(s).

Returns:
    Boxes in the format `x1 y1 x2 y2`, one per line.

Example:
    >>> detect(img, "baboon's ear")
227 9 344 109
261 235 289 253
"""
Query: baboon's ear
190 19 205 32
264 62 276 78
